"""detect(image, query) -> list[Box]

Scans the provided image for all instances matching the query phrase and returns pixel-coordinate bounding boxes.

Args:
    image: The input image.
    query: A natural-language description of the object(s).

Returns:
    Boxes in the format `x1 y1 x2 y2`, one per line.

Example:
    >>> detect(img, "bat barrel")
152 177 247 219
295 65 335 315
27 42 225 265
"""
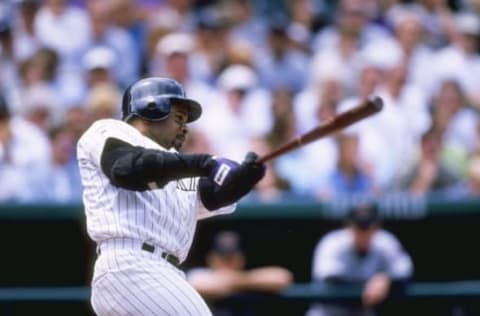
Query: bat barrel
257 96 383 164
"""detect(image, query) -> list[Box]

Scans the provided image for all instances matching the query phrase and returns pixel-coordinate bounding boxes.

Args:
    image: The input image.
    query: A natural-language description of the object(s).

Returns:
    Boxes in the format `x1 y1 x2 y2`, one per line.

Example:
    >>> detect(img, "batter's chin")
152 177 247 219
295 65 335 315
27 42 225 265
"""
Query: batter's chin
172 138 185 151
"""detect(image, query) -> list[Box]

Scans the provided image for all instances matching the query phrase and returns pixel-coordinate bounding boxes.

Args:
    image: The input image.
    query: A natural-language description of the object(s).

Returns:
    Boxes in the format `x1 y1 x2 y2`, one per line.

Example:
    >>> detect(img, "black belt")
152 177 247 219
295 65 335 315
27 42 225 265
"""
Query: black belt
97 241 180 267
141 242 180 267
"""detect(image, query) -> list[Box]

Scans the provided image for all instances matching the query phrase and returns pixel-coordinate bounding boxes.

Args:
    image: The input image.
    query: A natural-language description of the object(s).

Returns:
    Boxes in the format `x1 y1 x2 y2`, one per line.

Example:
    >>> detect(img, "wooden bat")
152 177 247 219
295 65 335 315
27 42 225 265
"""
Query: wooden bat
257 96 384 164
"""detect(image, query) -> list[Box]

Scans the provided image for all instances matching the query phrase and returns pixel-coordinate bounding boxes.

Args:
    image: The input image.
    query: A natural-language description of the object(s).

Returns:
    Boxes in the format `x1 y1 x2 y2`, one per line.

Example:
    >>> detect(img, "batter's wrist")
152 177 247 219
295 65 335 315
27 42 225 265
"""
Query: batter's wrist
202 155 217 176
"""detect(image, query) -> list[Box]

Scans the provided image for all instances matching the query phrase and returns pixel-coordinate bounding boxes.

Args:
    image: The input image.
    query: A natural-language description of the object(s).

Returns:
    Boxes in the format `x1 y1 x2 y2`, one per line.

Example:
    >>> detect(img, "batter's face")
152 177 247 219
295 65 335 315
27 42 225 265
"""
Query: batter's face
144 103 189 150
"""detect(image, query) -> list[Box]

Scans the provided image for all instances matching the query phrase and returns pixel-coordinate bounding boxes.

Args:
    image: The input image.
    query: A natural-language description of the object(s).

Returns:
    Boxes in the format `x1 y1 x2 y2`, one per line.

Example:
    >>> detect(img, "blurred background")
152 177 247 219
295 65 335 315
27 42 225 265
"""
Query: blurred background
0 0 480 315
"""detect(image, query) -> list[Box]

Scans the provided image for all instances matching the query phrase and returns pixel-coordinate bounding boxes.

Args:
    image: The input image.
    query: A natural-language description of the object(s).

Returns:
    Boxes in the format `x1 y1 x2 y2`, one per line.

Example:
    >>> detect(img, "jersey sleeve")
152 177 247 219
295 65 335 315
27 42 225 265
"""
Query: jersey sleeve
196 196 237 220
312 232 347 281
77 119 145 167
377 231 414 279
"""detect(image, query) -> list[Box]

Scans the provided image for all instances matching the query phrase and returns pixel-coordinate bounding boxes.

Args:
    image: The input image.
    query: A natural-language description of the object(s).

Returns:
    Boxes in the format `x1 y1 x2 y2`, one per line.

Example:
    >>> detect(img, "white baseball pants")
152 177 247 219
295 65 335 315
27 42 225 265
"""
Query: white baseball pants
91 240 212 316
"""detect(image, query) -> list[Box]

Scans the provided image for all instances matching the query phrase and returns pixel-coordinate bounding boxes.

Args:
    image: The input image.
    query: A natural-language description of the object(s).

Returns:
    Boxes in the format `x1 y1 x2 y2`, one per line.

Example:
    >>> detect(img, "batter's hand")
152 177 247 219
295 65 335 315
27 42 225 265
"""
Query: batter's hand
199 152 266 210
236 152 266 186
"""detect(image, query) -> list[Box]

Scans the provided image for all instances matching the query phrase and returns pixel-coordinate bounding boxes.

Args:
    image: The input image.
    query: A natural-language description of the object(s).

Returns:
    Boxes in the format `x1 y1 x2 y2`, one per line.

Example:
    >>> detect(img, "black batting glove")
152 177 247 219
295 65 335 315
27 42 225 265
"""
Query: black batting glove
235 152 266 188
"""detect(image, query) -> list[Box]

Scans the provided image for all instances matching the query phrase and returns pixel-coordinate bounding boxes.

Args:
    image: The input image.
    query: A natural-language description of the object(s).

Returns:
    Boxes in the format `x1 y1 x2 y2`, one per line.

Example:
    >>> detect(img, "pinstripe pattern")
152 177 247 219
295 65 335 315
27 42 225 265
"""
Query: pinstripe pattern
77 119 236 315
92 248 212 315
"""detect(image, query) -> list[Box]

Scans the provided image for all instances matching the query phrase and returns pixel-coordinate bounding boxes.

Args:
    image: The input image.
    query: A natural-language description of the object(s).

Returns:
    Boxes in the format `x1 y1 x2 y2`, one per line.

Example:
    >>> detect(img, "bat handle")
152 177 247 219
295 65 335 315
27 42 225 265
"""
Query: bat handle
244 152 260 164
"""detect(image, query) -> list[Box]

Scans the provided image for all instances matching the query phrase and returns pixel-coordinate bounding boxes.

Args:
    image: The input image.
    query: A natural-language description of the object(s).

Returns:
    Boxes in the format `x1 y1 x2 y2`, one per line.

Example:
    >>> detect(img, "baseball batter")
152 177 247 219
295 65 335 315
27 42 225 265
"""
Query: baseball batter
77 77 265 315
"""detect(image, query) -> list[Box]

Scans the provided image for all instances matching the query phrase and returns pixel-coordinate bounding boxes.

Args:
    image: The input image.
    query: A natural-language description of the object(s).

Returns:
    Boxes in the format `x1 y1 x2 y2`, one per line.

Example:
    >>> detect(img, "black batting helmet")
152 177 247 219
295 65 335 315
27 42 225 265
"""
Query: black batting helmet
121 77 202 122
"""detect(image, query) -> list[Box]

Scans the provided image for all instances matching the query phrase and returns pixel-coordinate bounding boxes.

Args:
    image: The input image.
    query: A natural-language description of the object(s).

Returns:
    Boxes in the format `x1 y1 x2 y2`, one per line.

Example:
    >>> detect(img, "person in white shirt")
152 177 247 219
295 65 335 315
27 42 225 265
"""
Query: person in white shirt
307 204 413 316
0 92 52 202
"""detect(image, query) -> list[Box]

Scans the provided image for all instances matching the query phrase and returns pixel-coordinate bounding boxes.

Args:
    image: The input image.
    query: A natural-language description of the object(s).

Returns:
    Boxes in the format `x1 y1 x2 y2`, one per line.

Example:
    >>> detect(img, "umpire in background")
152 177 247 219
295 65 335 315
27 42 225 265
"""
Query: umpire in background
306 204 413 316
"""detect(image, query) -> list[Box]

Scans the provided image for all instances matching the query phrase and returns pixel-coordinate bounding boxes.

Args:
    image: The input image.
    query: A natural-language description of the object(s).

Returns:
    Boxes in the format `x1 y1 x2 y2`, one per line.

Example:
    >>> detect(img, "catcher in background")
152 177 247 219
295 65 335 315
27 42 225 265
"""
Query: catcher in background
306 204 413 316
77 77 265 315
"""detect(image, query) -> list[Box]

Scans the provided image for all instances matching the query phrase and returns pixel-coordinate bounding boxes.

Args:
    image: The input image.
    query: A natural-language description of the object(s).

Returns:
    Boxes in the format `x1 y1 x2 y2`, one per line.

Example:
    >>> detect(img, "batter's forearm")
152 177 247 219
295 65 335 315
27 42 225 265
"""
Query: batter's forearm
101 137 215 190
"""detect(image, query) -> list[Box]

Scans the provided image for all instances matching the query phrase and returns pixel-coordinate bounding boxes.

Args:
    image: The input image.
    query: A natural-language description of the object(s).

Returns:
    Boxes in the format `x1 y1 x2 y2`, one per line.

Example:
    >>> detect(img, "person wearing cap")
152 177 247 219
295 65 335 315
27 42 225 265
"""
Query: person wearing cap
84 0 140 88
429 12 480 111
152 31 215 114
306 204 413 316
0 92 52 202
356 38 431 190
82 45 118 88
77 77 266 315
196 64 273 161
187 231 293 314
254 16 310 93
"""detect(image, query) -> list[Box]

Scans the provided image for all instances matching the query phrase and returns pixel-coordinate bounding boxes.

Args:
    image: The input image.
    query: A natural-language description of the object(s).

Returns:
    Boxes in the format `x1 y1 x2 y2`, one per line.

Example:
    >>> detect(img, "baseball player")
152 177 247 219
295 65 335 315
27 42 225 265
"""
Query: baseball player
306 204 413 316
77 77 265 315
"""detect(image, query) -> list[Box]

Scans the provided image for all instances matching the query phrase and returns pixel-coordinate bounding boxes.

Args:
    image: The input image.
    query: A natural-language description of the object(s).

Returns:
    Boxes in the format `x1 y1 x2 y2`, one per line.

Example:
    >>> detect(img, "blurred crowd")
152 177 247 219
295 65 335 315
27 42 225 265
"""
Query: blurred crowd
1 0 480 203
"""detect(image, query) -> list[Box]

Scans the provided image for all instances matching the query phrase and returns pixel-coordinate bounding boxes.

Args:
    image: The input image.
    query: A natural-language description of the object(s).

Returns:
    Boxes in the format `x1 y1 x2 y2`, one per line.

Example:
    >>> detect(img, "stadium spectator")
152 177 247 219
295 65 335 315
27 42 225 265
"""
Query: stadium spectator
108 0 148 71
429 12 480 111
392 127 461 197
0 12 14 63
84 82 120 122
199 64 272 161
224 0 269 50
447 154 480 199
62 106 90 143
191 7 231 82
82 45 117 88
430 79 479 176
0 16 22 109
0 0 477 204
0 92 51 202
412 0 456 48
146 0 196 33
187 231 293 315
18 47 80 110
361 47 430 188
288 71 344 196
384 4 436 93
85 0 140 88
317 131 375 200
20 83 61 132
34 0 90 73
334 58 383 187
152 31 215 113
285 0 325 53
43 124 82 202
306 204 413 316
311 0 390 52
11 0 41 62
254 16 310 93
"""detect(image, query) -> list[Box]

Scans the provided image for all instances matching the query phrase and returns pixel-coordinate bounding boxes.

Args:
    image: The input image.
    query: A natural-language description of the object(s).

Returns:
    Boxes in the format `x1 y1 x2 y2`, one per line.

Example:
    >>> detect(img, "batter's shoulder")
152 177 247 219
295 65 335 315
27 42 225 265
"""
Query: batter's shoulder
79 119 139 144
89 119 131 133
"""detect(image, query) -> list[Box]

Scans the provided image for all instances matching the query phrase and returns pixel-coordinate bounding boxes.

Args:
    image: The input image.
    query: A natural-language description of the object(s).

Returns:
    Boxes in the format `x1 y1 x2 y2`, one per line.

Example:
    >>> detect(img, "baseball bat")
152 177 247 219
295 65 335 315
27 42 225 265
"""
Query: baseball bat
257 96 384 164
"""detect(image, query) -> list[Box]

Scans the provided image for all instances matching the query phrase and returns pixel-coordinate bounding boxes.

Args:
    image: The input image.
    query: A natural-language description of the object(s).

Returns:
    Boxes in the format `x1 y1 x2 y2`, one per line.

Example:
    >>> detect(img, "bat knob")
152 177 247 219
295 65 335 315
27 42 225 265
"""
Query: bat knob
243 152 259 164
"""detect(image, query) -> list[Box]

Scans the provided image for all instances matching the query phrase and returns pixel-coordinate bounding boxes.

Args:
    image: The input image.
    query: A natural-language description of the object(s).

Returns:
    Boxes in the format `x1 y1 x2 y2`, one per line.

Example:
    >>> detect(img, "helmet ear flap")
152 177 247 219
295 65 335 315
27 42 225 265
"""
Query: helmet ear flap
142 98 171 120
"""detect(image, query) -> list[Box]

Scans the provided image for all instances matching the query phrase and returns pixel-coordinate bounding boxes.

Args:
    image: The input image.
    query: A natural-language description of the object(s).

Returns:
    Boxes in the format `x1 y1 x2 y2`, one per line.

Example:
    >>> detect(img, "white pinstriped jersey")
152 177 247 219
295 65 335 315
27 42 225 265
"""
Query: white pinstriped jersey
77 119 236 262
